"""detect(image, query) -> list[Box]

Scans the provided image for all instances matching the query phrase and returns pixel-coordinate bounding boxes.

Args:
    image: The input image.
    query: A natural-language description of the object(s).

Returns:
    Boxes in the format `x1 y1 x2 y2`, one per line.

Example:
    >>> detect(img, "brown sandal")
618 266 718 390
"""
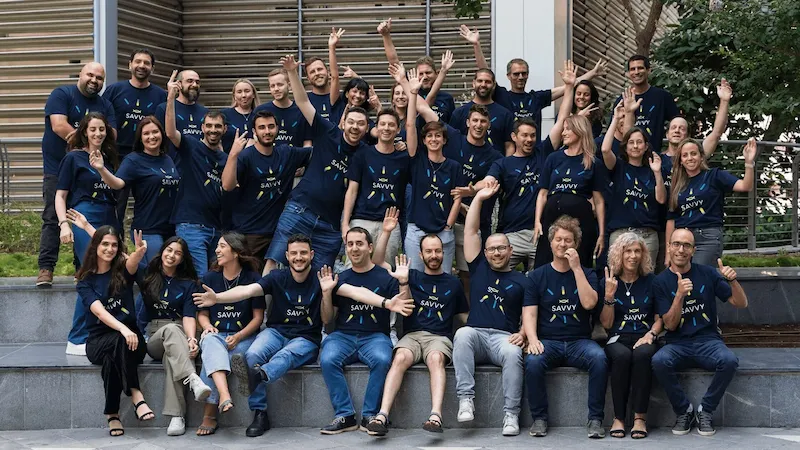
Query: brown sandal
422 412 443 433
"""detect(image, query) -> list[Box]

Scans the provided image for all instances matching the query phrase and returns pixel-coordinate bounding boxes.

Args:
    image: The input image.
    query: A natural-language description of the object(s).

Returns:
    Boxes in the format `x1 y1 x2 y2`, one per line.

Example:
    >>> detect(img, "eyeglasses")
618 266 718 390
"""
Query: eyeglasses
669 242 694 250
509 72 528 78
485 245 509 253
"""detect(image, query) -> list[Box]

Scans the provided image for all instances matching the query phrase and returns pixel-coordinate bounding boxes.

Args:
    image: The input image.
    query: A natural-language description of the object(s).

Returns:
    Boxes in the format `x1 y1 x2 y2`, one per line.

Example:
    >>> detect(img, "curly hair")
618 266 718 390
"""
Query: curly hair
607 232 653 277
548 215 582 249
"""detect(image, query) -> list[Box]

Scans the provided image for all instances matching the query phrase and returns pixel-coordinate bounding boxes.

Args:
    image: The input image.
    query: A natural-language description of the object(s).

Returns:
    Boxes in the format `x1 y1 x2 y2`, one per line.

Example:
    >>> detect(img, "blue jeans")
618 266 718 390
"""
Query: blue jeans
175 223 220 278
265 200 342 272
524 338 608 421
690 227 724 267
68 200 118 345
404 223 455 273
199 331 257 404
243 327 319 411
652 336 738 415
319 331 393 418
134 232 167 334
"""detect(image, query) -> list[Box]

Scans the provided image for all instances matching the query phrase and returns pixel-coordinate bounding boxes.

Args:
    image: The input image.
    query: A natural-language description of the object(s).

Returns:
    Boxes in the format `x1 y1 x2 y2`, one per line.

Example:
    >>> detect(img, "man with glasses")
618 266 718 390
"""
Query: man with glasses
451 181 533 436
652 228 748 436
156 70 208 144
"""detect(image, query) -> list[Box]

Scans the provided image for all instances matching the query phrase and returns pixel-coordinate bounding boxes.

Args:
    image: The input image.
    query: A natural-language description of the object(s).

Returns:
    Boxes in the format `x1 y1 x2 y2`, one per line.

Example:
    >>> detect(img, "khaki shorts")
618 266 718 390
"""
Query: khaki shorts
505 229 536 270
454 223 480 272
395 330 453 364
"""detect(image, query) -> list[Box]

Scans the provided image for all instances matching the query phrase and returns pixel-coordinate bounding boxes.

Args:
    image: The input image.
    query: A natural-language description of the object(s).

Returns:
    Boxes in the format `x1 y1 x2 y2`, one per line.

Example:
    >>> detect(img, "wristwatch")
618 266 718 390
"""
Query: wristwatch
649 331 658 339
381 298 388 309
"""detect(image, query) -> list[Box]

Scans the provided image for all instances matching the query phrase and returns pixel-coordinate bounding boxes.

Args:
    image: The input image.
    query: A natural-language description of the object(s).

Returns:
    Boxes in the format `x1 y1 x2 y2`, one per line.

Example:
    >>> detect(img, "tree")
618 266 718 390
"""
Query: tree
444 0 483 19
621 0 672 55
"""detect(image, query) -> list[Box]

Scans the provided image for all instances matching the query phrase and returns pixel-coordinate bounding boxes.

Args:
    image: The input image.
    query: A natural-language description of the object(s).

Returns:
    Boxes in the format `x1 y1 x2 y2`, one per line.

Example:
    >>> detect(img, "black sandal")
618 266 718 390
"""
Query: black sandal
422 412 443 433
610 428 626 438
631 418 648 439
134 400 155 421
107 416 124 436
367 412 389 436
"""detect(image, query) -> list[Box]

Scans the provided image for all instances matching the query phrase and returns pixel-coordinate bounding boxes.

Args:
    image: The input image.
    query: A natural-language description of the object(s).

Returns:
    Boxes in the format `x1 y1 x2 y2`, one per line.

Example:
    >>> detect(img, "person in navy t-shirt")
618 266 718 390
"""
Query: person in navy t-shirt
449 70 515 156
523 215 607 438
221 110 312 263
164 71 228 277
253 69 312 148
37 62 117 288
263 55 372 273
666 139 755 267
652 229 748 436
304 56 342 123
220 78 261 151
451 182 533 436
155 70 208 144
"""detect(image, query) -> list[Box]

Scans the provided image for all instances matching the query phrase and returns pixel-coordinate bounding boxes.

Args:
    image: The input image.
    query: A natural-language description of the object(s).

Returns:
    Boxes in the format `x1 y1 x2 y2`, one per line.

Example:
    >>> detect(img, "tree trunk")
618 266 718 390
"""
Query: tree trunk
621 0 666 55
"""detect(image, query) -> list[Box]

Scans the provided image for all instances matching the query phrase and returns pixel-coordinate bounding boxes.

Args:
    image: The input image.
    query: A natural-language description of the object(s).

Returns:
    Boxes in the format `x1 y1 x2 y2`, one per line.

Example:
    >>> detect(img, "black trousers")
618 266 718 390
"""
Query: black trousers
38 174 60 270
605 333 656 420
86 328 147 414
534 192 598 269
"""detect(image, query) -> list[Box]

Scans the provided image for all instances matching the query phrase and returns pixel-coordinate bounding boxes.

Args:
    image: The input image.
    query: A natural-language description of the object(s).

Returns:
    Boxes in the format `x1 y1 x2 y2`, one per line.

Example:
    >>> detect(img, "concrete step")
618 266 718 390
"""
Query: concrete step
0 343 797 430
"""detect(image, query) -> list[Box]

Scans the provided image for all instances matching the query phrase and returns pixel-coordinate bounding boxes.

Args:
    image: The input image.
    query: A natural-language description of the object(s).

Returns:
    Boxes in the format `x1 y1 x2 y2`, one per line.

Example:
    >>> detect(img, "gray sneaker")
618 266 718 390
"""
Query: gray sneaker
587 419 606 439
502 412 519 436
529 419 547 437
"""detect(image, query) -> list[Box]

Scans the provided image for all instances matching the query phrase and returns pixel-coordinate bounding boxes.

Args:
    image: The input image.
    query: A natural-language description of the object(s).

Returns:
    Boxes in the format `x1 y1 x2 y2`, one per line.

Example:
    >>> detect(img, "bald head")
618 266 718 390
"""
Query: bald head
78 62 106 97
670 228 694 246
668 116 690 144
176 70 201 103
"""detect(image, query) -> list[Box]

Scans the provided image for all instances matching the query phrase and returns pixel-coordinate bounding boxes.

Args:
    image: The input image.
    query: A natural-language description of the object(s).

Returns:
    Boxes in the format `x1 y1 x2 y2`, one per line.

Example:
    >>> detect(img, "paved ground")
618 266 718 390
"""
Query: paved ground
1 427 799 449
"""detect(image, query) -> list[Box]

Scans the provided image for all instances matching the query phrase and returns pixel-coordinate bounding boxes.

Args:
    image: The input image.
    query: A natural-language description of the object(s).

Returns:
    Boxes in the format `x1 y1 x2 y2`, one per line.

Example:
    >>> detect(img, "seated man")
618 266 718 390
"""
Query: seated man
193 234 410 437
452 181 532 436
652 228 747 436
366 209 469 436
523 215 607 439
317 227 413 434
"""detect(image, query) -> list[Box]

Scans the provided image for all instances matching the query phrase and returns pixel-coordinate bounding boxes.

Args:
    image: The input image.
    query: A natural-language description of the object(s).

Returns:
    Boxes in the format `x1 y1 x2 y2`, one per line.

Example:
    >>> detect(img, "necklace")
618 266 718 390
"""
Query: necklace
163 274 173 297
237 108 252 132
622 280 634 297
428 156 444 183
224 270 242 291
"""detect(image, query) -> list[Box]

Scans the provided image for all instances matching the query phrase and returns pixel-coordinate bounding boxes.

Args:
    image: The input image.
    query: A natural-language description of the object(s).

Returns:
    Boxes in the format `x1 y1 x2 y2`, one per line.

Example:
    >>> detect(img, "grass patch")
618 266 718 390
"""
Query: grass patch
721 252 800 267
0 247 76 277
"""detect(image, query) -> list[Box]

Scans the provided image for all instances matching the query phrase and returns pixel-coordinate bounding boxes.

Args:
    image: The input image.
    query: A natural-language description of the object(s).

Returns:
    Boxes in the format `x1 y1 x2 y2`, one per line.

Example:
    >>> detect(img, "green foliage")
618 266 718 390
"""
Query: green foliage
722 251 800 267
651 0 800 141
443 0 484 19
0 209 44 253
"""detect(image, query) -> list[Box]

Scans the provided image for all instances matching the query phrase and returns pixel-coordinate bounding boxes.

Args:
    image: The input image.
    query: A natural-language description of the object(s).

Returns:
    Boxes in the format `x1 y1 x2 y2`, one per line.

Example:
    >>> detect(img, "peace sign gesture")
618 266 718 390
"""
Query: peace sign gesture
604 266 618 302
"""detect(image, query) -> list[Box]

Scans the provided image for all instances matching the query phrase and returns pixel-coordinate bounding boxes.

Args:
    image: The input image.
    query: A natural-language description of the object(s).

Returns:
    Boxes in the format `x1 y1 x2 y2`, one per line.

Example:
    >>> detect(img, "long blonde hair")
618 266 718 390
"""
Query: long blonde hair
229 78 261 110
563 115 595 170
607 232 653 277
669 139 709 211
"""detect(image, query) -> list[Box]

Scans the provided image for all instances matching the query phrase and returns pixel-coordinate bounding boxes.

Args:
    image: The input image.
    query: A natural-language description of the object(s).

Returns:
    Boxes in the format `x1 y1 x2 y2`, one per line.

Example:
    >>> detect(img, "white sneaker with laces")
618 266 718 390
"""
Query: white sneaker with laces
65 342 86 356
167 416 185 436
457 398 475 422
502 412 520 436
184 373 211 402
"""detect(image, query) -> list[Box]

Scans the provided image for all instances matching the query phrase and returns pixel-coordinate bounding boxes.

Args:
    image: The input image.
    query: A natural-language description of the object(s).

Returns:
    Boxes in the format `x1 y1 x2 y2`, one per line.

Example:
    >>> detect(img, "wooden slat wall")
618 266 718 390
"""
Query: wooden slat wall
116 0 182 86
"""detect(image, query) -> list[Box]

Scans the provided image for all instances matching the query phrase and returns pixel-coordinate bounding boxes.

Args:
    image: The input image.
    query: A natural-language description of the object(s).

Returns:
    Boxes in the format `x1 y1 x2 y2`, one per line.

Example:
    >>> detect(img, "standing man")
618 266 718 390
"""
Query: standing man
254 69 312 148
155 70 208 144
523 215 607 439
164 71 228 276
37 62 117 288
304 56 339 122
652 228 747 436
103 48 167 230
452 181 533 436
449 70 515 156
317 228 414 434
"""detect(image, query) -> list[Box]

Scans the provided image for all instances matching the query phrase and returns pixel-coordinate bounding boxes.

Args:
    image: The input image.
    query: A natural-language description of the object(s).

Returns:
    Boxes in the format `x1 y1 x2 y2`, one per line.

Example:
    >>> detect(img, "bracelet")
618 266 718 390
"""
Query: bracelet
399 281 409 286
381 298 388 309
649 331 658 339
187 337 198 343
744 163 755 168
603 299 615 306
58 220 69 226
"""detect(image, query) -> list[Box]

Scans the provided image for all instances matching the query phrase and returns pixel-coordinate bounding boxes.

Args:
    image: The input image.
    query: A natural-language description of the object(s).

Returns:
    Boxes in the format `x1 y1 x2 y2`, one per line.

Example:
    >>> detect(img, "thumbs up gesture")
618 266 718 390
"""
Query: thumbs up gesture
717 258 737 282
676 271 693 298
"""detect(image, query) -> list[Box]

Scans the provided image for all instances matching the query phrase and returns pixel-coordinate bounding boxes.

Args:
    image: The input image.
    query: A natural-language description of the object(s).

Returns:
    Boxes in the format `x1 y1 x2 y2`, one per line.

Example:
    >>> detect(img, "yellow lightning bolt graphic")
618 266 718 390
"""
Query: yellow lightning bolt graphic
561 286 565 295
699 208 706 214
204 179 211 186
367 191 376 199
499 305 505 314
370 314 378 323
572 314 580 322
702 313 710 322
432 285 437 294
214 321 220 327
257 191 264 200
680 318 685 328
91 192 98 198
480 294 489 303
437 311 443 321
189 114 194 122
382 166 386 175
307 317 313 325
346 314 354 323
121 308 130 315
619 321 626 330
236 321 243 328
324 166 332 172
159 188 165 195
298 295 302 303
389 193 396 202
423 191 432 199
438 201 444 211
122 120 129 129
550 314 557 322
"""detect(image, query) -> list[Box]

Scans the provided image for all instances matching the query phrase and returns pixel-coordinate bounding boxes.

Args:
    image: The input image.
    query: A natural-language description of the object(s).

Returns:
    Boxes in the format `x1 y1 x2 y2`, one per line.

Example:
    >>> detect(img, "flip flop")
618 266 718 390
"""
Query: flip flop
196 416 218 436
218 399 234 414
422 412 443 433
107 416 124 437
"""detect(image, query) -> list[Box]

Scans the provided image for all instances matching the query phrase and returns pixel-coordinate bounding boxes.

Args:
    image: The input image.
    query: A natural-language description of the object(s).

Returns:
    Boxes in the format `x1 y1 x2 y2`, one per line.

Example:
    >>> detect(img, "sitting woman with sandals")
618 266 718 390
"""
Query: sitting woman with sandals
69 212 154 436
196 232 266 436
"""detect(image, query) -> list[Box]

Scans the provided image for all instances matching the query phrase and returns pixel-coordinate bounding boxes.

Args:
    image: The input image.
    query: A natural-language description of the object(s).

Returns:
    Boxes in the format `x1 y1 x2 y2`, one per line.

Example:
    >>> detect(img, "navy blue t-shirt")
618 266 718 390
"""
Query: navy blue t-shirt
42 85 117 175
493 86 552 144
526 264 598 341
78 270 137 337
668 168 739 229
486 138 554 233
138 270 199 322
56 150 116 207
201 269 266 332
611 86 679 153
404 270 469 337
419 88 456 123
347 146 411 221
654 264 732 343
538 151 606 199
257 269 323 345
254 101 310 147
466 257 533 333
115 152 179 235
408 151 461 233
103 81 167 154
233 144 312 235
449 101 514 155
333 265 399 335
599 273 656 335
220 107 255 152
290 113 369 229
307 92 341 122
155 100 208 140
170 136 228 228
607 158 662 231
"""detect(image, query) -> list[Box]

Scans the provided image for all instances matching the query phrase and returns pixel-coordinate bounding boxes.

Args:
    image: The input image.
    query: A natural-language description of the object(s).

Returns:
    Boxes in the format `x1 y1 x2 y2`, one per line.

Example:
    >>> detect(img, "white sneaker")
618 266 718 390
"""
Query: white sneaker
457 398 475 422
502 412 520 436
65 342 86 356
167 416 185 436
183 373 211 402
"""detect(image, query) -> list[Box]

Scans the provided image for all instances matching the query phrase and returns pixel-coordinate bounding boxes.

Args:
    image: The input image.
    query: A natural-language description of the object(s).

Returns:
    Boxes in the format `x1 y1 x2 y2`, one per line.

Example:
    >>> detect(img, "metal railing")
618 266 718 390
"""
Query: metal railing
2 137 800 253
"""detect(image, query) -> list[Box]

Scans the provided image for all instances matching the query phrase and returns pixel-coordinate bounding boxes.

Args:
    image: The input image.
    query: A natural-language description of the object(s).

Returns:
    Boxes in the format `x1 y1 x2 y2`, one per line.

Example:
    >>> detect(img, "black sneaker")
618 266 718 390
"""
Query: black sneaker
320 415 359 435
360 416 374 432
529 419 548 437
696 410 716 436
672 411 696 435
587 419 605 439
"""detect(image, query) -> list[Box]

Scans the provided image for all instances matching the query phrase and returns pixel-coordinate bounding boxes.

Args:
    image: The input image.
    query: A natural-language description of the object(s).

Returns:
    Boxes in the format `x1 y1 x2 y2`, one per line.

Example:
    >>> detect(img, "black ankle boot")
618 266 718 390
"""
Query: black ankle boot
246 410 270 437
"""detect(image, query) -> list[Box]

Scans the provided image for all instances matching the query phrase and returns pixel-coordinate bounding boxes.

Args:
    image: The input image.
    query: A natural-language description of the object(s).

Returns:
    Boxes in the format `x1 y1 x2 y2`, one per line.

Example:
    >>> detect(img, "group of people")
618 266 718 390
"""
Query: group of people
36 19 753 440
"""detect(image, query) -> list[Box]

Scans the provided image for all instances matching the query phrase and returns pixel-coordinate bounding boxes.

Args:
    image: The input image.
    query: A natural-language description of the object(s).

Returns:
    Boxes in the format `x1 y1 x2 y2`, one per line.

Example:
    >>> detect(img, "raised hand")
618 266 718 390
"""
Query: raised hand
65 209 89 231
612 102 625 122
385 293 415 317
392 254 410 284
230 128 248 155
407 68 421 93
717 258 737 281
388 62 406 83
382 206 399 233
743 137 757 164
604 267 618 302
440 49 455 72
676 272 693 298
394 141 407 152
577 103 599 117
591 58 608 77
565 247 581 271
377 18 392 36
342 65 358 79
192 284 219 307
649 151 662 173
280 54 299 72
132 229 148 257
89 149 105 170
450 185 475 199
717 78 733 102
622 86 642 113
559 60 577 86
328 27 345 48
317 265 339 293
368 85 381 110
167 70 180 98
475 179 500 200
458 24 480 45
